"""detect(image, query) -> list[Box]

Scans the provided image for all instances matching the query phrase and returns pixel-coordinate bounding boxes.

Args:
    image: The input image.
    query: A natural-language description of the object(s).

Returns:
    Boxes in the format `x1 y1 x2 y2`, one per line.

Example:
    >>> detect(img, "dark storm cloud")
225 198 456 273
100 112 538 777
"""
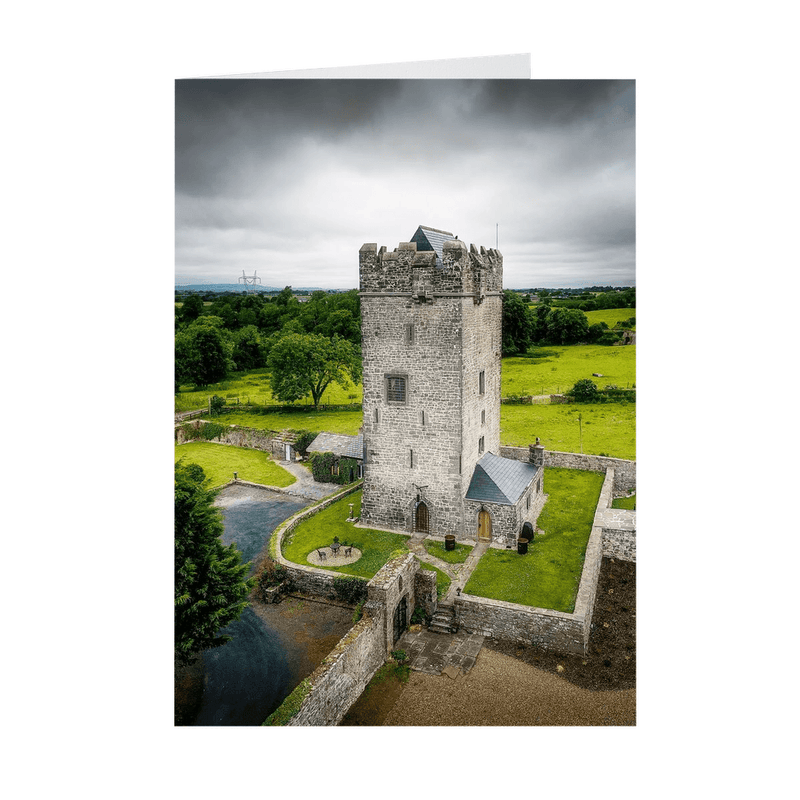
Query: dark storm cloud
175 79 635 288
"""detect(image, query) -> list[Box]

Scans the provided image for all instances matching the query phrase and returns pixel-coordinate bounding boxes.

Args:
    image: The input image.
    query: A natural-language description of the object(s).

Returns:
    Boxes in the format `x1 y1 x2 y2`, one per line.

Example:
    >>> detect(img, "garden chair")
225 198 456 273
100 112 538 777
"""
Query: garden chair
344 546 352 557
317 549 327 561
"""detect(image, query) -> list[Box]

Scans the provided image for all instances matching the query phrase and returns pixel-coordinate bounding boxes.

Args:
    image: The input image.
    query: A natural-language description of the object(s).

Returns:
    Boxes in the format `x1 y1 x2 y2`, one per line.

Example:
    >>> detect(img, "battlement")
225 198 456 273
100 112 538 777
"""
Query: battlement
359 239 503 297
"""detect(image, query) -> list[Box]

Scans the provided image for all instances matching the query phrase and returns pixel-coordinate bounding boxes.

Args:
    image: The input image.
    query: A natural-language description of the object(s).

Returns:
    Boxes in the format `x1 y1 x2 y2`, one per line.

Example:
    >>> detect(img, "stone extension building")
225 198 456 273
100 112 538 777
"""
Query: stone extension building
359 225 545 547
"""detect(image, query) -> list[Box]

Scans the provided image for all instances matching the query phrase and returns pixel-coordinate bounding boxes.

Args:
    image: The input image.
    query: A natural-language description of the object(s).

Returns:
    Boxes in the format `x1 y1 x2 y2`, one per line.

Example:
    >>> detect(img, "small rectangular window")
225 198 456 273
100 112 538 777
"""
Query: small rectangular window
479 436 485 453
479 370 485 395
481 409 486 425
421 410 426 426
374 407 379 423
410 449 414 468
526 491 531 510
405 323 414 344
386 374 407 403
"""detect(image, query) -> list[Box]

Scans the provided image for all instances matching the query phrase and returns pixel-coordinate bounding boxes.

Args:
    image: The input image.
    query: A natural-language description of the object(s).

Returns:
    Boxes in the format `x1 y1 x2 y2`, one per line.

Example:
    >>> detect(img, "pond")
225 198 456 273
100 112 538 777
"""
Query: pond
178 485 353 726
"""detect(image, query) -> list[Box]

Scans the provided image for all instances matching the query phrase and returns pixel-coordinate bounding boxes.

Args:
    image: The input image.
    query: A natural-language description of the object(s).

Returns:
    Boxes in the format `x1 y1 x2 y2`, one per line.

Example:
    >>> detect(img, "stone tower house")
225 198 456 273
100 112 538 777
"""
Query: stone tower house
359 226 544 542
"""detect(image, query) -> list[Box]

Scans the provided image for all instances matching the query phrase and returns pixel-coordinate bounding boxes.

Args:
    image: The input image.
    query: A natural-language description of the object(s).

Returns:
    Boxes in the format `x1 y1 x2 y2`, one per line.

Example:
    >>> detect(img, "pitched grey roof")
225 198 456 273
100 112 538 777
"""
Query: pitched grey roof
465 452 539 506
410 225 455 267
307 432 364 460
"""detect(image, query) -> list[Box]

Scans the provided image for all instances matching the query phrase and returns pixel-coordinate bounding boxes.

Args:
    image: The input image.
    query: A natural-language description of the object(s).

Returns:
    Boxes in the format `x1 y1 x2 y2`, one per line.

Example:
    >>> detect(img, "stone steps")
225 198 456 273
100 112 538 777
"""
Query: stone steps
429 603 457 634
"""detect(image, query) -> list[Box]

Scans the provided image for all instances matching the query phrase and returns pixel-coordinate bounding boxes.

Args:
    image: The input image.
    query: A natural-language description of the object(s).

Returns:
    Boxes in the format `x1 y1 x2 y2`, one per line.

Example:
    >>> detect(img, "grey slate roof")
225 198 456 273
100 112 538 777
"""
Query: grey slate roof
307 432 364 460
410 225 455 267
465 452 539 506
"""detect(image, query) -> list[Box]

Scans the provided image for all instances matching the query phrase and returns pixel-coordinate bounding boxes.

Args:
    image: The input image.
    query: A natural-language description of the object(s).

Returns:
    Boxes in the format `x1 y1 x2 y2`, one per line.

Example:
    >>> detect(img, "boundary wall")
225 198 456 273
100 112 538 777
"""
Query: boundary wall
499 446 636 496
270 553 420 726
175 420 296 459
454 468 613 656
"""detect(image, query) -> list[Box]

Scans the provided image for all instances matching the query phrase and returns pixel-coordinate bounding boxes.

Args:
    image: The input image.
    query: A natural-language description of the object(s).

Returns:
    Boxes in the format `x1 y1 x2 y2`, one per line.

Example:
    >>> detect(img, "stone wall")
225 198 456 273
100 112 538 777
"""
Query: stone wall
175 420 296 459
454 470 610 656
275 554 418 726
282 602 387 726
500 446 636 496
271 483 363 596
602 528 636 562
414 568 437 617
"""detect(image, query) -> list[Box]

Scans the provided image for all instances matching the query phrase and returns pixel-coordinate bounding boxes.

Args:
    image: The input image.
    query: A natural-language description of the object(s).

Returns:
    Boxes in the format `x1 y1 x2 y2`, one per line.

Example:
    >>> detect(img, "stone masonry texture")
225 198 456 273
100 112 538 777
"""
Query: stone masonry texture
359 238 504 541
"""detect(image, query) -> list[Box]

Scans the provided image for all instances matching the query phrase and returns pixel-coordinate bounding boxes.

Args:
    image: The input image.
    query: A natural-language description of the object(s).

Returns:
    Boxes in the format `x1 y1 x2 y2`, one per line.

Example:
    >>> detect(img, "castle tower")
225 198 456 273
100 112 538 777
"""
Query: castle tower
359 227 504 539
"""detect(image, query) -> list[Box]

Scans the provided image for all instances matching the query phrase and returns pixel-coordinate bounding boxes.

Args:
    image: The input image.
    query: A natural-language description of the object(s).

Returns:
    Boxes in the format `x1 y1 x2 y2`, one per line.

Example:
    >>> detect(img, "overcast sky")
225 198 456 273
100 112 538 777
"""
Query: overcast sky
175 79 634 289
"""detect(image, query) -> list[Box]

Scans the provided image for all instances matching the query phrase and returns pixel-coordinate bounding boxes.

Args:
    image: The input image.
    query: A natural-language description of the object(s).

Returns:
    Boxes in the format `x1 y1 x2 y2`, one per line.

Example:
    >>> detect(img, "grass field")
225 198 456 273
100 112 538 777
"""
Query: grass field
176 341 635 458
282 490 410 580
464 468 605 612
214 409 363 436
174 442 296 488
584 308 636 329
176 368 362 412
502 344 635 397
501 403 635 459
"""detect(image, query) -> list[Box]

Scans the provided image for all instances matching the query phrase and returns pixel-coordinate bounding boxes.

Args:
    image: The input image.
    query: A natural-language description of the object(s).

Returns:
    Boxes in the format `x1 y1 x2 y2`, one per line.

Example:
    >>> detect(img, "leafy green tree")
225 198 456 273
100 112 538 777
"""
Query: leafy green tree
568 378 601 402
232 324 266 371
175 317 234 387
180 294 204 324
501 291 535 355
267 331 361 409
174 461 255 665
545 307 590 344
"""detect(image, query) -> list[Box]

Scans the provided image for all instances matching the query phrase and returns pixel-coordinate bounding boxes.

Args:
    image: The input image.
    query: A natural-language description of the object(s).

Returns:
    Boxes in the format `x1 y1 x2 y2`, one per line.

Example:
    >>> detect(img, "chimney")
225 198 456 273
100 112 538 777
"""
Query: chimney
529 438 545 469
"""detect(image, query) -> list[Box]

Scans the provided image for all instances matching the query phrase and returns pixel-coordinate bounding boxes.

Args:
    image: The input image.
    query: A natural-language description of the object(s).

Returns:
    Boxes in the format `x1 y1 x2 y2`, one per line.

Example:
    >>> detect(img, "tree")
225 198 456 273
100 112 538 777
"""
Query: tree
174 461 255 665
545 307 589 344
180 294 204 324
175 317 234 387
232 324 265 371
501 291 535 355
267 331 361 409
568 378 601 402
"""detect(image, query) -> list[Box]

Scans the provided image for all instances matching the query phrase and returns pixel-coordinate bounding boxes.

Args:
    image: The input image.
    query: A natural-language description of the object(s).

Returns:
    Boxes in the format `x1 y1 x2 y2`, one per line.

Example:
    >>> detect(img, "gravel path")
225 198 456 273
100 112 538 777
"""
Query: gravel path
383 647 635 726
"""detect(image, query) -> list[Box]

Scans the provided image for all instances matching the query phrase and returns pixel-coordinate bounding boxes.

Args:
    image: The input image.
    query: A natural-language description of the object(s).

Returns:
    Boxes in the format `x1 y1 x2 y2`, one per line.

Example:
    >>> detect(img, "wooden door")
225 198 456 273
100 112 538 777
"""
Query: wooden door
414 502 429 534
478 510 492 542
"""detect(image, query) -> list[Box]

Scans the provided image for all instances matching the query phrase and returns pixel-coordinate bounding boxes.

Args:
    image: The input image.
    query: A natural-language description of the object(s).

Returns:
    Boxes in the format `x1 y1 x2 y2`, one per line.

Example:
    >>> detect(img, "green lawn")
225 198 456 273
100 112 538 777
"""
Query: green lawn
500 403 635 460
612 493 636 510
464 468 605 612
217 409 363 437
282 491 410 580
423 540 473 564
174 442 296 488
176 367 363 412
502 344 636 398
584 308 636 329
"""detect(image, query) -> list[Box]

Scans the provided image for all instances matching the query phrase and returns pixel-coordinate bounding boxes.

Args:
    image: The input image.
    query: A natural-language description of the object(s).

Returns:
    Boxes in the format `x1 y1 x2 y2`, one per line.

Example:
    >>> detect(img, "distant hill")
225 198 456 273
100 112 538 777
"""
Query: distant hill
174 283 346 294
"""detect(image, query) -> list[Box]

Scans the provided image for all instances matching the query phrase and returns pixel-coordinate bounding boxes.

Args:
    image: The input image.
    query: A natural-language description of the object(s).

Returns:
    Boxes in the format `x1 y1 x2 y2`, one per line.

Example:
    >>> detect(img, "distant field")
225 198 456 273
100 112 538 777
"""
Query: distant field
584 308 636 329
501 403 635 460
174 441 296 488
502 344 635 397
218 409 363 436
176 367 363 412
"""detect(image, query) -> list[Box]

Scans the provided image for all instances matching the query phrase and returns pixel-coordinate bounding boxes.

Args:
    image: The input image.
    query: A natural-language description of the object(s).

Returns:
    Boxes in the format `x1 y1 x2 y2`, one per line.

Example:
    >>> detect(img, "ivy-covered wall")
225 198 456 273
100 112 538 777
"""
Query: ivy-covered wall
308 452 361 485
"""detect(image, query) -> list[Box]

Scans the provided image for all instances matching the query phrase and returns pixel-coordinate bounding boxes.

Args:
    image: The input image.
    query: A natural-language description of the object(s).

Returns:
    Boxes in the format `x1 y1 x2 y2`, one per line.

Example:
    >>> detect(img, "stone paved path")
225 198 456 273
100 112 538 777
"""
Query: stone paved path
395 627 485 678
406 535 490 603
275 460 342 501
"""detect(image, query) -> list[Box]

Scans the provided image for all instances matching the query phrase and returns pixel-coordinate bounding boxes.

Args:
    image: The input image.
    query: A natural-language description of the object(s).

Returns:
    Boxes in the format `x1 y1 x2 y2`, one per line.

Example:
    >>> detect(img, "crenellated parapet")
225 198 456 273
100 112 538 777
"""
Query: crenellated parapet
359 239 503 300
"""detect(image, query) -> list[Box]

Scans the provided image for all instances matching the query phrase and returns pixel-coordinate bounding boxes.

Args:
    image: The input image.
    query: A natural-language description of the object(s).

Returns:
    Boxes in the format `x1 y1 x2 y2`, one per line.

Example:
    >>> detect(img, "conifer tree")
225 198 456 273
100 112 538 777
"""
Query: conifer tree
174 461 255 665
